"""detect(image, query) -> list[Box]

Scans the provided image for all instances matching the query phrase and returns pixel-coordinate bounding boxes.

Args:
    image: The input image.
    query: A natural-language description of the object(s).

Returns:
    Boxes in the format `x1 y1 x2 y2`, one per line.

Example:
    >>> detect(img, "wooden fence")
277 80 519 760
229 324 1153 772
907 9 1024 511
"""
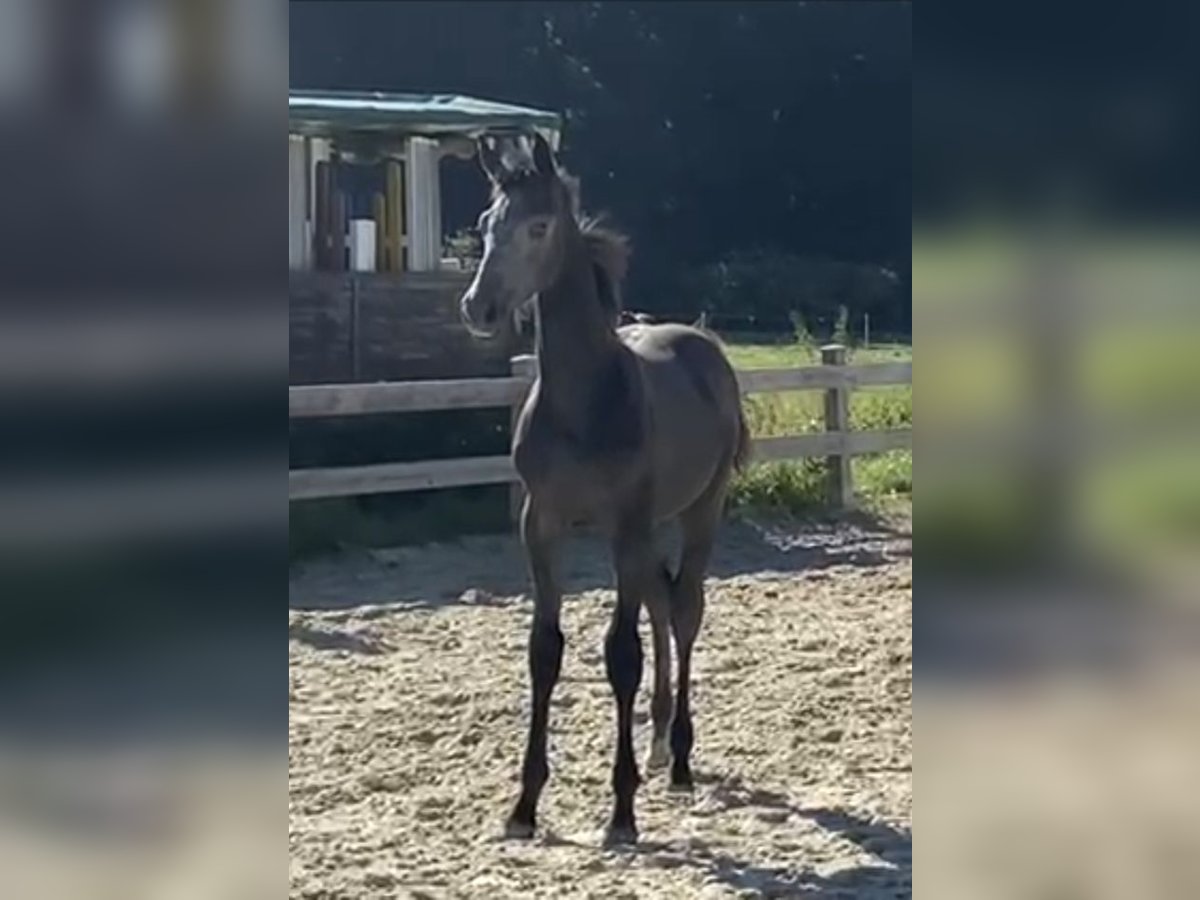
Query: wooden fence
288 344 911 509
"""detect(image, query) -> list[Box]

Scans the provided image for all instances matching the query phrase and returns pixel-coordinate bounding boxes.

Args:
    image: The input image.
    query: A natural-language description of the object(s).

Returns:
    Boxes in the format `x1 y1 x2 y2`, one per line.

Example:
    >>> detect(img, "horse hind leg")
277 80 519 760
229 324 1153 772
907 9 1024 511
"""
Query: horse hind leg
667 471 728 791
643 561 673 772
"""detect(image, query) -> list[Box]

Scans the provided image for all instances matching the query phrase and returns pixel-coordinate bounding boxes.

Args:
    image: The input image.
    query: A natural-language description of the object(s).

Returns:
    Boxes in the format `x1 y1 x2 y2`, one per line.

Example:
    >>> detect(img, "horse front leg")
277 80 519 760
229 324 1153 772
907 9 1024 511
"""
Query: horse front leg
604 520 652 845
505 494 563 839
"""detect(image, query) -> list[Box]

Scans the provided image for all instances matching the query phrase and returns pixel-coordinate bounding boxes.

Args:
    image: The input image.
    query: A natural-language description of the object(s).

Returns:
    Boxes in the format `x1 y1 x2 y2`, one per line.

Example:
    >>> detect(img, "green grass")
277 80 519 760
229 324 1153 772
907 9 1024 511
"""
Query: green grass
725 340 913 513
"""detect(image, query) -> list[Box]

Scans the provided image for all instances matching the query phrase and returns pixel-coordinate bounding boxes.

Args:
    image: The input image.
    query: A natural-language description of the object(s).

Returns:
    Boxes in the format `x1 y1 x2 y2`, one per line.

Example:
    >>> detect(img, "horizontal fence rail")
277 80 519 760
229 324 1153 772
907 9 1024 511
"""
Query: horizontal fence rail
289 345 911 508
735 361 911 393
289 377 529 418
752 429 912 462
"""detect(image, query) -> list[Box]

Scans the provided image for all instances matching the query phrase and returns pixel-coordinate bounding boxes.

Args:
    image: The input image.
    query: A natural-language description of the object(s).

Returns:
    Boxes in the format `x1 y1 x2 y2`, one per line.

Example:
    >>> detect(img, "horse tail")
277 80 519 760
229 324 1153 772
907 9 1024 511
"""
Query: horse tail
733 404 753 472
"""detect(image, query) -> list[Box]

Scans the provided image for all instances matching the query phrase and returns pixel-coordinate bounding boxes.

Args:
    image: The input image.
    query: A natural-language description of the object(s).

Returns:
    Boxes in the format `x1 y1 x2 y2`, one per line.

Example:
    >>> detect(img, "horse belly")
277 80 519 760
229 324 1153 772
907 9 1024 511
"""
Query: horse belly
516 437 643 531
647 389 730 521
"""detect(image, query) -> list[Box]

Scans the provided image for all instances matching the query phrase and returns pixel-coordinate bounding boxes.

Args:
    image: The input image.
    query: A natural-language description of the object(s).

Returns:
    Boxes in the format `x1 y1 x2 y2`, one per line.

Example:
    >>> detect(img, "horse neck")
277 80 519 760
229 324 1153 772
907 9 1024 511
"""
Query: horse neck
533 226 619 424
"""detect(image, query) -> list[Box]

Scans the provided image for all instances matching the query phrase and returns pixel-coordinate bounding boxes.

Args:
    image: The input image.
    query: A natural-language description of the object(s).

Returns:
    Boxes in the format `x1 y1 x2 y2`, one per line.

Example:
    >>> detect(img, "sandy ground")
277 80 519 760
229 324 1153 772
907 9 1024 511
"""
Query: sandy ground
289 515 911 899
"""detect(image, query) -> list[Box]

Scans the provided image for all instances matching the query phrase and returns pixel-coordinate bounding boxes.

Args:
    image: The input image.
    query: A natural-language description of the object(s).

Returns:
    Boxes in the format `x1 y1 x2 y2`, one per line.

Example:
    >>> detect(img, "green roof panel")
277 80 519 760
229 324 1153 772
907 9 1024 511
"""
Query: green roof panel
289 90 562 138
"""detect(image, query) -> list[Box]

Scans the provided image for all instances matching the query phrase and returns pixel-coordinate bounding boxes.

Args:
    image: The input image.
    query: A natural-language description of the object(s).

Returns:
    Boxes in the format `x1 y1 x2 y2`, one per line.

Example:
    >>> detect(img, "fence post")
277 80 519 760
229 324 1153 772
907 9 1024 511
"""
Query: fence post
509 354 537 522
349 276 361 381
821 344 854 509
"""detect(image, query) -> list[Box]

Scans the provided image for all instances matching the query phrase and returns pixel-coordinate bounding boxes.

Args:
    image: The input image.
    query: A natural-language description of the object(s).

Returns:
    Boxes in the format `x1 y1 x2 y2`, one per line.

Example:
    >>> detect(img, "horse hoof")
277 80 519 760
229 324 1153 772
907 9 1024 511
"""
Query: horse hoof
645 739 671 771
503 817 536 840
603 823 639 847
667 775 695 795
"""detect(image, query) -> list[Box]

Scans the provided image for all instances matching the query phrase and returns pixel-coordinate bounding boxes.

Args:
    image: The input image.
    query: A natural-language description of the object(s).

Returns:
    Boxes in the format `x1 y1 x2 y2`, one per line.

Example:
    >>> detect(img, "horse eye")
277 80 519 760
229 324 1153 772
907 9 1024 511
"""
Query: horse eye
528 221 549 240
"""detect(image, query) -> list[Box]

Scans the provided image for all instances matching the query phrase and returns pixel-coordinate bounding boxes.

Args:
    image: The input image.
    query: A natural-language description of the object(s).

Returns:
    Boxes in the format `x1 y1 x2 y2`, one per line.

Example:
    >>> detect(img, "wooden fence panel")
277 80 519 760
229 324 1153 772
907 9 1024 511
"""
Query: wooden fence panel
288 346 912 508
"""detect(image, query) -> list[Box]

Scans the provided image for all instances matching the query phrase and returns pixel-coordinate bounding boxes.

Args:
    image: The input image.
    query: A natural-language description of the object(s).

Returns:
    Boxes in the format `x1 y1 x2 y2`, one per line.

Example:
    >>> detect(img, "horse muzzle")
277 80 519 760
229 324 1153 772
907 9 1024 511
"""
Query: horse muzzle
460 288 503 338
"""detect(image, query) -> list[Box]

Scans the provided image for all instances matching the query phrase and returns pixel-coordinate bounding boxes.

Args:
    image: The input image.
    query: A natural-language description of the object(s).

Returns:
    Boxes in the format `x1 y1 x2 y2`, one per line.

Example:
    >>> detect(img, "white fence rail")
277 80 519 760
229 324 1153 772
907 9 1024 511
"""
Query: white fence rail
288 345 912 508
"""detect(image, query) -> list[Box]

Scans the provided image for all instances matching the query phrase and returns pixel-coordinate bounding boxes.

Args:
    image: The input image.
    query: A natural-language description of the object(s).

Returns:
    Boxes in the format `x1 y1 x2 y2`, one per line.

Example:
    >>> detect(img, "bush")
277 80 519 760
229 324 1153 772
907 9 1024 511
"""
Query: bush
730 458 829 513
832 304 850 347
788 310 817 355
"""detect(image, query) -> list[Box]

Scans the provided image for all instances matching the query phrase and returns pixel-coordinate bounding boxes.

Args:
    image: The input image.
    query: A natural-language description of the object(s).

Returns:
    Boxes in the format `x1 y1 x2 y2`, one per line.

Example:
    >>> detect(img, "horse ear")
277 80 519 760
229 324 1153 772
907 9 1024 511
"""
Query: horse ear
477 136 505 183
531 132 557 176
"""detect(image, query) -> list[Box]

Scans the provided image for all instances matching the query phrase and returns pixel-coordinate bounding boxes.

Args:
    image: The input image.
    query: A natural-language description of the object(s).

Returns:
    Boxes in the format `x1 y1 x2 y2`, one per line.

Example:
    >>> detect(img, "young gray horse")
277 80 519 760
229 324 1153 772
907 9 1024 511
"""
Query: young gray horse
459 133 749 845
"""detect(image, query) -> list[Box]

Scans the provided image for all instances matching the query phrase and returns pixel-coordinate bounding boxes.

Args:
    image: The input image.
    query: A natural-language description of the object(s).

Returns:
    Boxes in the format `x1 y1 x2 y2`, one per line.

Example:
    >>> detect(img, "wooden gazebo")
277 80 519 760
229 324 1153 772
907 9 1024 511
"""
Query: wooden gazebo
288 90 562 384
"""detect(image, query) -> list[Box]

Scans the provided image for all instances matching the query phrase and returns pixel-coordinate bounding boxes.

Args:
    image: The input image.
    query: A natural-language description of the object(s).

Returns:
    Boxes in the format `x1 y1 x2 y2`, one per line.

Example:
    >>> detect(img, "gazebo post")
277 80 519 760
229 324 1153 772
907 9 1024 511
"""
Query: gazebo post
404 136 442 272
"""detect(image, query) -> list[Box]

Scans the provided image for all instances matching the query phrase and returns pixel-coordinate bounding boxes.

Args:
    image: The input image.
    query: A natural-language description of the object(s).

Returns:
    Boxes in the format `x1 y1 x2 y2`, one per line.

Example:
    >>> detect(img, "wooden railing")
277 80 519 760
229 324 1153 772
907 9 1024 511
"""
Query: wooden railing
288 344 912 509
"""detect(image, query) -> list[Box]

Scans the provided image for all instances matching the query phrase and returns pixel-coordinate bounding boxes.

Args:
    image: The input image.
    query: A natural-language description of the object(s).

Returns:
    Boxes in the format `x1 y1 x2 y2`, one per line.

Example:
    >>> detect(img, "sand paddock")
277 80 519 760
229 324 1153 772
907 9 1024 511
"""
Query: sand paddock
289 515 911 899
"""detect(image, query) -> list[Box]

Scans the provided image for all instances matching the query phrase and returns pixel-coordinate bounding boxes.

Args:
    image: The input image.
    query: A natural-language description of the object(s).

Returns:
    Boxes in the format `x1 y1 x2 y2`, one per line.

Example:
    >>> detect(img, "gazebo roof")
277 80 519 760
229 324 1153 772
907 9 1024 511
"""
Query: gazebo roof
289 90 562 139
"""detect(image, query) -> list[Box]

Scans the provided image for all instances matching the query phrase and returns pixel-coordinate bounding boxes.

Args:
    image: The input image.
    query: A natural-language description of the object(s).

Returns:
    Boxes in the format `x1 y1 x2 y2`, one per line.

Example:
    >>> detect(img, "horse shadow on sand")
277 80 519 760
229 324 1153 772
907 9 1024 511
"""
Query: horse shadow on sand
288 511 910 617
539 772 910 898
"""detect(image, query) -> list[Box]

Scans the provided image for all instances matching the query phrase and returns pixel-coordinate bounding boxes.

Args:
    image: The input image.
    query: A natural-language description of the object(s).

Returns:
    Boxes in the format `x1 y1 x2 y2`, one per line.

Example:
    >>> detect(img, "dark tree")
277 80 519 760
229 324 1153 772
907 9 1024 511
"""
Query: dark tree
290 1 911 332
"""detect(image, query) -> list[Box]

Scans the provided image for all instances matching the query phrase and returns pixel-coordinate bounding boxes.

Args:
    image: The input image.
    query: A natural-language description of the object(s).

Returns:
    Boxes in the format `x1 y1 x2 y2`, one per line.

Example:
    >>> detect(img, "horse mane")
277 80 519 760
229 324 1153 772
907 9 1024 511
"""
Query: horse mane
579 217 630 325
563 171 631 325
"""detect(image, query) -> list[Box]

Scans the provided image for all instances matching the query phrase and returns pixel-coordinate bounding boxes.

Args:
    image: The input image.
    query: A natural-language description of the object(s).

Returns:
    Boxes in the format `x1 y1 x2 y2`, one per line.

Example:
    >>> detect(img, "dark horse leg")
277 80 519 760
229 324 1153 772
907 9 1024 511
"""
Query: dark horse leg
643 561 674 771
505 495 564 839
668 474 727 792
605 517 653 845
